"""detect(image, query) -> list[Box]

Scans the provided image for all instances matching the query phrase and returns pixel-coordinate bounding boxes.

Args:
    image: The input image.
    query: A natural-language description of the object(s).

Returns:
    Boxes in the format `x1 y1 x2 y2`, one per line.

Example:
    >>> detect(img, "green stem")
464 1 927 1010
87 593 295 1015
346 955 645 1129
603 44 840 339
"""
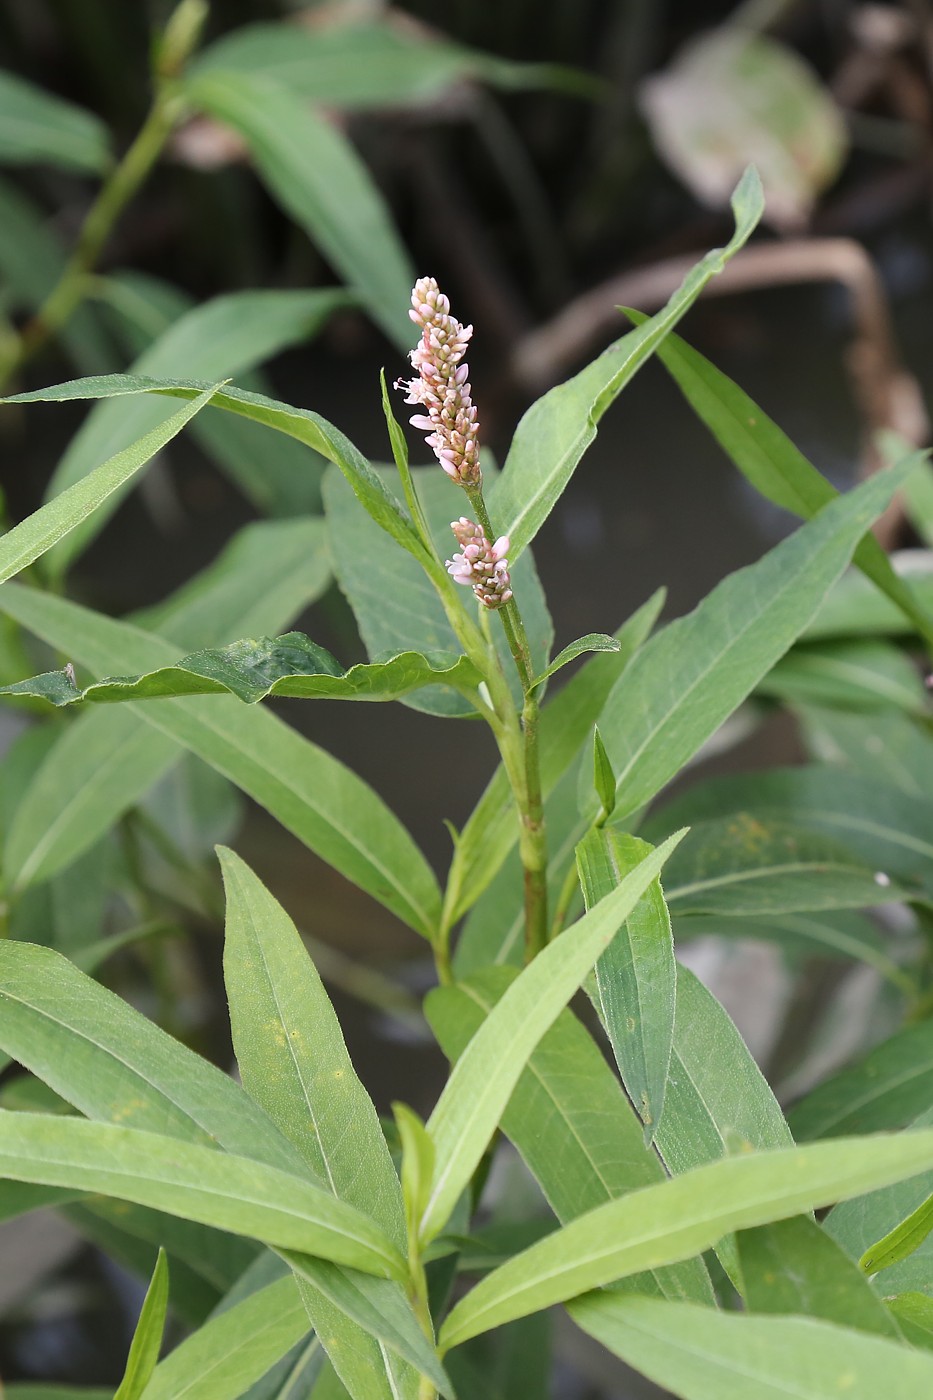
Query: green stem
0 84 181 390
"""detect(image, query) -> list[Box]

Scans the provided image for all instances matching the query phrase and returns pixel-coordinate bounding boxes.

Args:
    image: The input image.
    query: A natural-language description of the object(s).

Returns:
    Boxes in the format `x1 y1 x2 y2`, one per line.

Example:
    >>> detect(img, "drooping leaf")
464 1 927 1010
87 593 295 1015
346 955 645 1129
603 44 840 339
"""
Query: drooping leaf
0 633 481 708
421 832 686 1243
568 1293 933 1400
529 634 620 690
425 967 714 1306
439 1132 933 1351
0 384 218 586
0 67 110 172
577 828 675 1143
0 584 443 938
187 71 414 349
592 460 918 824
489 167 763 561
115 1249 169 1400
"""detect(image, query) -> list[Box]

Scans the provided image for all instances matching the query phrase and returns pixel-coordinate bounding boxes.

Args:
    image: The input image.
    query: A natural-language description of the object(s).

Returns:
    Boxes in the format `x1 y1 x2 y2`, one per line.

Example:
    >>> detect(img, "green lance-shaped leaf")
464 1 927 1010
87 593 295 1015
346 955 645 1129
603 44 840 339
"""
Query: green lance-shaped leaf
219 849 437 1400
528 634 620 690
798 704 933 800
420 830 686 1244
0 584 442 938
0 67 110 172
0 383 219 586
591 726 616 820
860 1192 933 1276
594 458 919 823
789 1020 933 1142
2 373 426 564
438 1131 933 1352
568 1293 933 1400
577 829 675 1145
758 637 929 714
0 1111 407 1279
805 549 933 641
448 590 664 923
0 633 482 708
186 72 414 351
115 1249 170 1400
627 309 933 646
490 167 763 562
142 1275 313 1400
4 517 332 891
425 967 714 1306
737 1217 900 1340
39 289 346 577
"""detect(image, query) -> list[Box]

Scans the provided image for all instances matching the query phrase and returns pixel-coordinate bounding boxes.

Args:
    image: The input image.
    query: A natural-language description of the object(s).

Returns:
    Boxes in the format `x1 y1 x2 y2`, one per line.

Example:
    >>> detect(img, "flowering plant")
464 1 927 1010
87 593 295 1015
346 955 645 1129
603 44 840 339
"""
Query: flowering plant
3 163 933 1400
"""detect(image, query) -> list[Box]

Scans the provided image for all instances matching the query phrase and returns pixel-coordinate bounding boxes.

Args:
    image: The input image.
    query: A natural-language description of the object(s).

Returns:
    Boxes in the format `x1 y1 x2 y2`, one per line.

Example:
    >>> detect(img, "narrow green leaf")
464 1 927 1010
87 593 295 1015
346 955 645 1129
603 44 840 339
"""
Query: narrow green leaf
0 1111 406 1279
0 67 110 172
0 584 443 937
569 1293 933 1399
425 967 714 1305
861 1192 933 1276
758 637 928 714
630 310 933 644
789 1021 933 1142
738 1217 900 1338
592 727 616 819
798 705 933 800
421 830 686 1243
529 634 620 690
394 1103 436 1241
489 168 762 560
595 460 919 823
439 1132 933 1350
116 1249 169 1400
4 517 332 890
142 1276 312 1400
450 590 664 924
805 549 933 640
577 829 675 1143
187 72 413 349
0 633 481 708
0 384 218 586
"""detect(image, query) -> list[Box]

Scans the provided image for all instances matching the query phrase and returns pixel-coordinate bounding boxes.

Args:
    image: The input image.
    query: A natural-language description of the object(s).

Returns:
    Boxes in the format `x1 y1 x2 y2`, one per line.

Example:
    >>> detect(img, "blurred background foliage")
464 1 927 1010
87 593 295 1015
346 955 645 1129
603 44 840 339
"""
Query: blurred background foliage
3 0 933 1391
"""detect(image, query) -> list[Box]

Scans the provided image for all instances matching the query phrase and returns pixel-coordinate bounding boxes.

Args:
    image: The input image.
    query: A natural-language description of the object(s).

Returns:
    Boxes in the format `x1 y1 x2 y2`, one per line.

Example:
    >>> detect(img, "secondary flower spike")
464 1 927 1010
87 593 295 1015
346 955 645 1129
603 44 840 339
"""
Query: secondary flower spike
447 517 512 609
395 276 481 486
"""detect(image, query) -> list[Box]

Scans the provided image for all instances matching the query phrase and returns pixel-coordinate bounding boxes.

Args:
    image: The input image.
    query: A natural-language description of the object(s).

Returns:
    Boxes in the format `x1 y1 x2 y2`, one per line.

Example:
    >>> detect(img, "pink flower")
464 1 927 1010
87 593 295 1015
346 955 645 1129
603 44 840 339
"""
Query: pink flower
446 517 512 609
395 277 481 487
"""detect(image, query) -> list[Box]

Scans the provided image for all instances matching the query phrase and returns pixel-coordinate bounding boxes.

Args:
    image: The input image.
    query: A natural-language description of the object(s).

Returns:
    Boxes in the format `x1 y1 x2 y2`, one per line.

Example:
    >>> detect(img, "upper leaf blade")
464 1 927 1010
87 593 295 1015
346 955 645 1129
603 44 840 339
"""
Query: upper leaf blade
115 1250 170 1400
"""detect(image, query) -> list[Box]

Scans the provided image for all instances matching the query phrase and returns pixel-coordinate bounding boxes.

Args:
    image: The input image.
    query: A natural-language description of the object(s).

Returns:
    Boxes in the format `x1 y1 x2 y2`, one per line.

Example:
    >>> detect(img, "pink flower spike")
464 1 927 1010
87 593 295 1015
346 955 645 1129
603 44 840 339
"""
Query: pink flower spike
445 518 512 609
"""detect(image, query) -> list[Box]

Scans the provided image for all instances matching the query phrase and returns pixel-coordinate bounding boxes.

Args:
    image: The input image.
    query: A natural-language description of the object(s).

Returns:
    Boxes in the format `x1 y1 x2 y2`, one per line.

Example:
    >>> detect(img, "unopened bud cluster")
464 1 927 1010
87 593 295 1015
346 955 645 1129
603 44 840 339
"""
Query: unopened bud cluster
446 517 512 609
395 277 481 486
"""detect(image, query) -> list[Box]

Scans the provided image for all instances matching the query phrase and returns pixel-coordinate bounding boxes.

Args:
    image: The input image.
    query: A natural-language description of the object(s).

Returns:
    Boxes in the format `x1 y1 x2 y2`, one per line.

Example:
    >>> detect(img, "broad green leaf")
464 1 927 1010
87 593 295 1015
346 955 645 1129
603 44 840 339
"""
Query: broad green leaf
0 68 110 172
0 384 218 585
861 1192 933 1276
738 1217 900 1338
39 291 343 577
799 705 933 800
219 848 434 1400
0 634 481 708
622 311 933 642
0 1111 406 1278
568 1293 933 1399
425 967 714 1305
5 373 425 563
219 848 405 1241
0 584 443 937
646 766 933 906
488 167 763 561
529 634 619 690
449 590 664 922
192 19 590 107
4 517 332 890
439 1132 933 1350
187 72 413 350
577 829 675 1143
142 1276 312 1400
421 830 686 1243
758 638 928 714
324 462 552 718
805 549 933 640
593 460 918 823
789 1021 933 1141
660 813 917 916
642 31 846 225
116 1249 169 1400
